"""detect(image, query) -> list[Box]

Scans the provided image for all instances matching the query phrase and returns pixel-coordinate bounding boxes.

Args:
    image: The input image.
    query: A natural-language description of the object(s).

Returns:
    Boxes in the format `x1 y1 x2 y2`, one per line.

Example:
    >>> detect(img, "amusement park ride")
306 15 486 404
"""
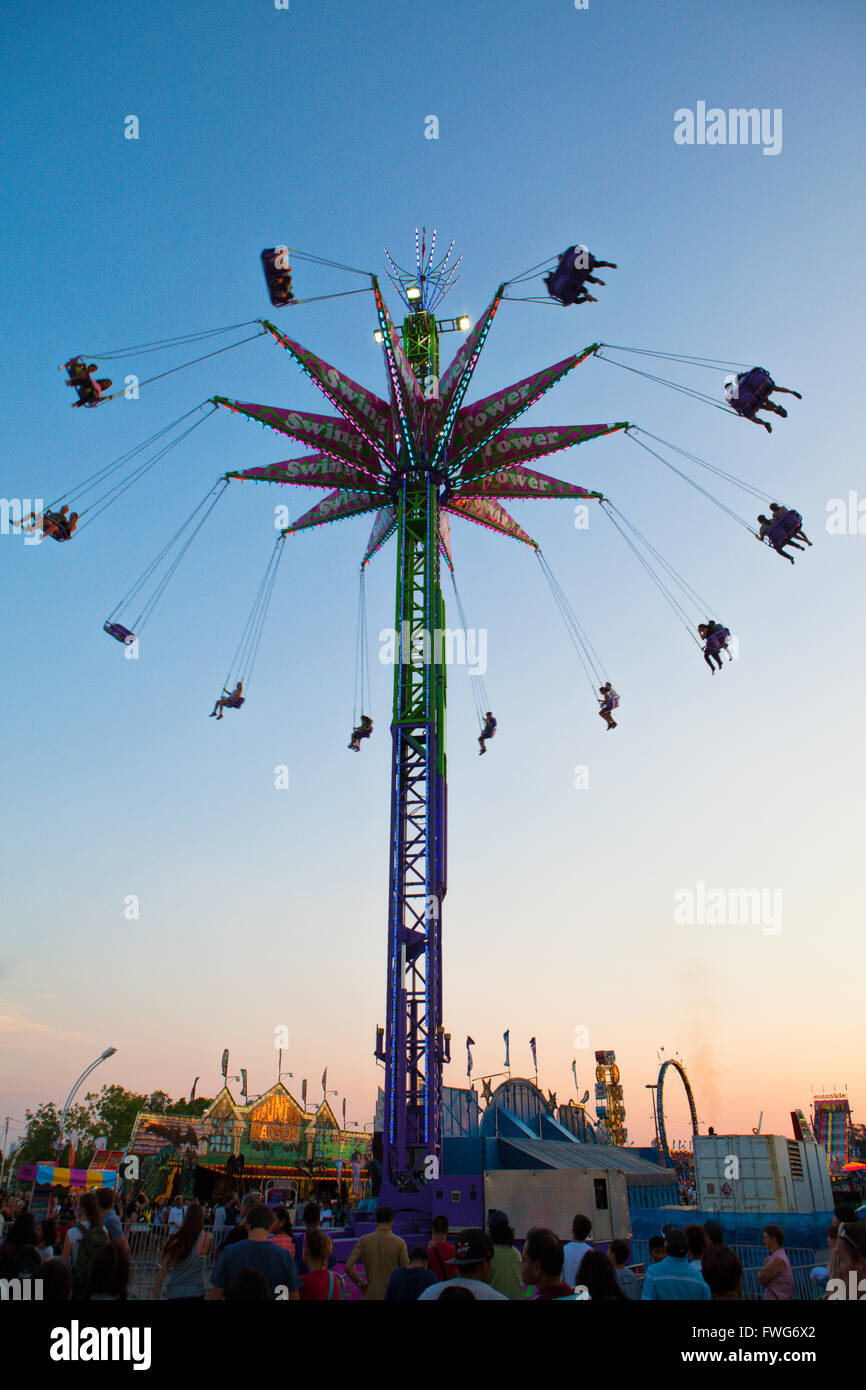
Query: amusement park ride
28 230 808 1221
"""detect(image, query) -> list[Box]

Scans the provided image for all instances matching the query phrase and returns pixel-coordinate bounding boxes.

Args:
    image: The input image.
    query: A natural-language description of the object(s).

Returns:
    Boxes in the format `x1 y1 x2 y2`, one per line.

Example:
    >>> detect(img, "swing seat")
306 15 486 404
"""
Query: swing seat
704 627 730 656
104 621 136 645
730 367 773 416
605 693 620 710
65 358 91 385
767 510 802 547
261 248 295 307
44 513 73 541
223 694 245 709
545 247 590 305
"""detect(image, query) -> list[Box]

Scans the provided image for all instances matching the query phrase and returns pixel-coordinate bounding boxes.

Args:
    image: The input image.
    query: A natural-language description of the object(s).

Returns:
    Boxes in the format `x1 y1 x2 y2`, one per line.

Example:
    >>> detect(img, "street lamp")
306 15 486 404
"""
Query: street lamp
58 1047 117 1149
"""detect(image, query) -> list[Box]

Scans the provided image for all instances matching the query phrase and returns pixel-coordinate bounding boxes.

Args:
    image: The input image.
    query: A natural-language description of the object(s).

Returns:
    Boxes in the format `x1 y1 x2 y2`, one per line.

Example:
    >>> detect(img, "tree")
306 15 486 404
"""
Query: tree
15 1101 91 1167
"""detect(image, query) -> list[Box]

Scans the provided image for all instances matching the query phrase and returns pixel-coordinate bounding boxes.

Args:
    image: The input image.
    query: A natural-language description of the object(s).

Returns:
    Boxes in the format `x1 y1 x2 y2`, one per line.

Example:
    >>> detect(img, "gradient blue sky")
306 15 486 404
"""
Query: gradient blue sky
2 1 864 1154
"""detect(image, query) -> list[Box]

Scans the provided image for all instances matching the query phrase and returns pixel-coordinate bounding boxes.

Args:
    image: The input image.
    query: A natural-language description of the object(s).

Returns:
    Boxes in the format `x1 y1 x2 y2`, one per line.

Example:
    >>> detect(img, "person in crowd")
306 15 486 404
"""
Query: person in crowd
153 1201 212 1300
648 1234 667 1264
608 1239 640 1298
522 1227 575 1300
96 1187 129 1259
0 1211 42 1278
758 1224 794 1301
64 1191 109 1296
300 1230 342 1301
701 1243 743 1300
836 1220 866 1295
641 1227 711 1300
41 1257 73 1301
345 1206 409 1300
269 1205 295 1253
167 1194 187 1234
427 1213 456 1282
418 1228 508 1300
221 1191 261 1248
827 1206 858 1287
683 1223 707 1271
577 1248 629 1301
487 1211 523 1300
562 1214 593 1286
88 1244 132 1301
703 1219 724 1248
209 1201 299 1300
294 1201 337 1273
385 1246 438 1301
37 1218 58 1262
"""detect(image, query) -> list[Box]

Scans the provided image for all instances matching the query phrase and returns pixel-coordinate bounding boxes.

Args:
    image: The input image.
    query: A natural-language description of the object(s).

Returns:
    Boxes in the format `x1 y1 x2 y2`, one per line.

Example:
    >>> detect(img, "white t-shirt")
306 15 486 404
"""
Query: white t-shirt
167 1205 186 1231
562 1240 593 1286
418 1276 508 1301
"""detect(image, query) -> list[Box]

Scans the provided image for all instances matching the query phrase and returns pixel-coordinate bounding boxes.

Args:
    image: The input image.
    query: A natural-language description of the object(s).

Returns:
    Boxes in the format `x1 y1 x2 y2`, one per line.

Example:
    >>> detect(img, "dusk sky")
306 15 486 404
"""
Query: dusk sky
2 0 863 1156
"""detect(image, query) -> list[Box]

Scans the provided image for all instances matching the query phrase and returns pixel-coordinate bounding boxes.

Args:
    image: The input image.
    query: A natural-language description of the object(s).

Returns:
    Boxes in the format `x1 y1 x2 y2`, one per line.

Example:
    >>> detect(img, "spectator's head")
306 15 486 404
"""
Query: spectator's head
837 1222 866 1282
408 1247 428 1267
489 1212 515 1246
832 1205 858 1230
240 1192 261 1225
703 1219 724 1246
648 1235 666 1263
7 1211 38 1248
827 1224 838 1247
702 1244 743 1300
762 1224 784 1252
577 1249 626 1300
271 1205 291 1233
88 1243 130 1300
683 1224 707 1261
302 1202 321 1227
571 1214 592 1242
437 1284 476 1300
79 1191 101 1227
608 1238 630 1269
431 1213 449 1237
95 1188 116 1214
451 1228 494 1283
376 1206 394 1228
522 1227 564 1288
304 1229 333 1270
226 1268 270 1300
665 1228 688 1258
41 1258 72 1302
247 1202 273 1233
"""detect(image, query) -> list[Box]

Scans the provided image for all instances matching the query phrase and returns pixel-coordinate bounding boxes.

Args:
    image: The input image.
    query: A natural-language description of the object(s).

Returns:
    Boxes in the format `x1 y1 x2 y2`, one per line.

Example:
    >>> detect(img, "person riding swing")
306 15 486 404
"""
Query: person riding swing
349 714 373 751
210 681 244 719
478 711 497 754
598 682 619 730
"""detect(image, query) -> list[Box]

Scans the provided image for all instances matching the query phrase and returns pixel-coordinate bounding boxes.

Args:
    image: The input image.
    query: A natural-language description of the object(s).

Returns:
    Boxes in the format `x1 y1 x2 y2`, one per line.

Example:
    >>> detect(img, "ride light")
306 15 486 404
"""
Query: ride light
406 285 422 301
457 315 471 332
373 329 384 343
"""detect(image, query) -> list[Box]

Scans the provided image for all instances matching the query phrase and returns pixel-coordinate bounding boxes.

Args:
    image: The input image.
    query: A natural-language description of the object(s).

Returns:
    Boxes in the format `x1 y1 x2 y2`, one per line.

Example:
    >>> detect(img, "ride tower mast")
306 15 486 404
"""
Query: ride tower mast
374 232 463 1197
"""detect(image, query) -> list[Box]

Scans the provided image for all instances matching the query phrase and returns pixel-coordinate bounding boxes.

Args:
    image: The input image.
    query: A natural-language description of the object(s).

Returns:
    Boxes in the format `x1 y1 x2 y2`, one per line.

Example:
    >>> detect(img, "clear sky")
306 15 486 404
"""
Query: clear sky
2 0 864 1155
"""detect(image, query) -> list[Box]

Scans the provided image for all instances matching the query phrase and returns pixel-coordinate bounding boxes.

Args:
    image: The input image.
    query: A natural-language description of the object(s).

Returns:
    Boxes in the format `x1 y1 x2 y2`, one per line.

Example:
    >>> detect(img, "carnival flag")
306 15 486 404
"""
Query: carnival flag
572 1059 578 1092
301 1079 308 1108
466 1036 476 1078
221 1049 229 1079
190 1077 199 1104
240 1069 248 1099
352 1157 361 1192
336 1157 343 1185
342 1098 347 1127
530 1037 538 1071
322 1067 328 1094
503 1030 510 1068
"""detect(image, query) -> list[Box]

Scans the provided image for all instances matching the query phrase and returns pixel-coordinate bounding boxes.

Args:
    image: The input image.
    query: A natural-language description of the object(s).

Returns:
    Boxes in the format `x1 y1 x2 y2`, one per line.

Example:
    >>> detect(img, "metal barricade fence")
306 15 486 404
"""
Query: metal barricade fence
125 1222 227 1300
623 1239 823 1301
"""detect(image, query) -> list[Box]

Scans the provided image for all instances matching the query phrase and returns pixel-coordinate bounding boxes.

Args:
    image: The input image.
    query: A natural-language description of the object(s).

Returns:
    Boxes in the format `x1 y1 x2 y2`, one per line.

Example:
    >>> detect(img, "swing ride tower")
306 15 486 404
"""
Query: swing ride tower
213 231 630 1203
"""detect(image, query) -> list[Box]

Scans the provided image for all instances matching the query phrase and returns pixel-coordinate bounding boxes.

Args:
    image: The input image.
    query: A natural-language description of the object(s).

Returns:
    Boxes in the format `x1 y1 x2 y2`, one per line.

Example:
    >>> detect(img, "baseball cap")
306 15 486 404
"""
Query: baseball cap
452 1228 494 1265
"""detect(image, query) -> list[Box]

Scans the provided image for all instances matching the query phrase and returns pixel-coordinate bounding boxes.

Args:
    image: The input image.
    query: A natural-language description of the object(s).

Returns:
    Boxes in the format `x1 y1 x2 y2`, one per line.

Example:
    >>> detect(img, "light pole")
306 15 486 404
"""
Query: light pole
58 1047 117 1157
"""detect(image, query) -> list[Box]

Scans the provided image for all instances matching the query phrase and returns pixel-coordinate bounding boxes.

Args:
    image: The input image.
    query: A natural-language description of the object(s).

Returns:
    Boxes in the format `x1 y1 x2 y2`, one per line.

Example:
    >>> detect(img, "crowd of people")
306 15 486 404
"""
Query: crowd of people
2 1185 863 1302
